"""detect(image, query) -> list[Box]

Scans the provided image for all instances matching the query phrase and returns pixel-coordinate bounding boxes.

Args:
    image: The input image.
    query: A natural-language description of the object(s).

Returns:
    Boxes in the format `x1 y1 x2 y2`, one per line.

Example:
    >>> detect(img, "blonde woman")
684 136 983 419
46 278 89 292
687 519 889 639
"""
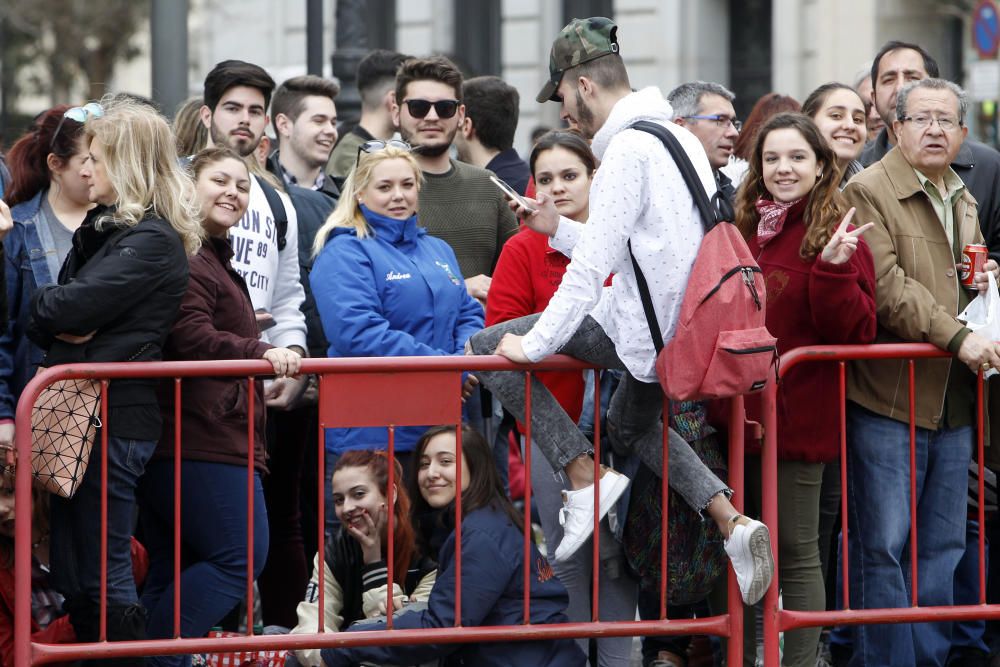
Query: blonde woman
28 97 202 652
310 143 482 524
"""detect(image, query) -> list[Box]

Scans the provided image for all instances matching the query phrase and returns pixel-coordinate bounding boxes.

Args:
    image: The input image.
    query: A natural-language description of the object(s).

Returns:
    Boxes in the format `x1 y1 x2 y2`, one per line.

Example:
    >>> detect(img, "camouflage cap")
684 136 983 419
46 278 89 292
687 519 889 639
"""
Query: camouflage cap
536 17 620 103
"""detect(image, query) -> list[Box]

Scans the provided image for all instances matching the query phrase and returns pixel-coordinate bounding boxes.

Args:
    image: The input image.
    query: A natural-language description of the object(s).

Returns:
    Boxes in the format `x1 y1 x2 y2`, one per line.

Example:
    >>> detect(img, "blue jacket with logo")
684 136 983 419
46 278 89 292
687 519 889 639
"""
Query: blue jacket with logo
320 505 586 667
310 208 484 454
0 191 64 420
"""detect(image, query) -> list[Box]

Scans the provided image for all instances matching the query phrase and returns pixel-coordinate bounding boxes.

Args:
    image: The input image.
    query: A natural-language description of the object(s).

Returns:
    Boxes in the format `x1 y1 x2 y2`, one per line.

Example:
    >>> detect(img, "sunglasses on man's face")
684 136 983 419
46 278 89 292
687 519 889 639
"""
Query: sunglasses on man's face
51 102 105 150
356 139 412 165
402 99 460 119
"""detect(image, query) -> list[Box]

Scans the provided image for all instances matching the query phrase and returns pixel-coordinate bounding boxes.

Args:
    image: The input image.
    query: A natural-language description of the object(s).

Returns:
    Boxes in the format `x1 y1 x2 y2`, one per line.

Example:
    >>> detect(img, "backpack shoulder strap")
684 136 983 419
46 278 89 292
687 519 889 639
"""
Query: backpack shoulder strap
256 176 288 251
630 120 732 233
628 240 665 354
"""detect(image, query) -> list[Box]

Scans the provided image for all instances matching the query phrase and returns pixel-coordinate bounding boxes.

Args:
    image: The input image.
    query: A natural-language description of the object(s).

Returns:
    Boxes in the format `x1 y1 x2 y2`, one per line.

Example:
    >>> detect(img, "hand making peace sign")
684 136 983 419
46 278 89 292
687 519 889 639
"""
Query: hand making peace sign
820 207 875 266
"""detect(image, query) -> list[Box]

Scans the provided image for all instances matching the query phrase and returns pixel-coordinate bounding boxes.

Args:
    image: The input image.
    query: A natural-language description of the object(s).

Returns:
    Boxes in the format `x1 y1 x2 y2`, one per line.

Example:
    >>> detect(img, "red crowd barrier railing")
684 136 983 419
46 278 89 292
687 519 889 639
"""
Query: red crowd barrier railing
14 356 750 666
759 343 995 667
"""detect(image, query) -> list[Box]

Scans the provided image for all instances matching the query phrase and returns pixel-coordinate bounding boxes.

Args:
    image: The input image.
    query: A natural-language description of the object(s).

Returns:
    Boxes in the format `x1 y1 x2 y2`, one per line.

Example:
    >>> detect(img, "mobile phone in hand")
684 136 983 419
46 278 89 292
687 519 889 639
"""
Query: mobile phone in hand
490 175 536 213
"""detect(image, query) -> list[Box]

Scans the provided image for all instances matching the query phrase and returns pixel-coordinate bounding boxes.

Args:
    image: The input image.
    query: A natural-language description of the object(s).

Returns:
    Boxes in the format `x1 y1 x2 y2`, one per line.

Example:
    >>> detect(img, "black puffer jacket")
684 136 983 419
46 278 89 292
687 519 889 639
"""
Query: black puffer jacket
28 207 190 439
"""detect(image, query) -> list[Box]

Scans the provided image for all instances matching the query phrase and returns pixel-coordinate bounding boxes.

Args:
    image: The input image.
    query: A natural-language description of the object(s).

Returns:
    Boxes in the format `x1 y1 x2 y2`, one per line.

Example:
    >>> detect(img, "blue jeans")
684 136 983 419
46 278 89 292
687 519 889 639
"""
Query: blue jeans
846 403 971 667
50 434 156 607
951 520 990 653
139 460 269 667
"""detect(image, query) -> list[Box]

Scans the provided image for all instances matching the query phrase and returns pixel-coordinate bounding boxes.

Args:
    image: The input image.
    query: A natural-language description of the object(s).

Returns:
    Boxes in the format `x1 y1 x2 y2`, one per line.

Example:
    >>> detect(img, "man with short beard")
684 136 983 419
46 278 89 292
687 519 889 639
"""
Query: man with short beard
391 56 518 304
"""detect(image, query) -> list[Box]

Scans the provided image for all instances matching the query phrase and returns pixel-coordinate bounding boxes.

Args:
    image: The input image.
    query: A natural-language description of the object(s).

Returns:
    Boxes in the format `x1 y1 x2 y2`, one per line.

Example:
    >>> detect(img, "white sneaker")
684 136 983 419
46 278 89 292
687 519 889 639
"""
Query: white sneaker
724 515 774 606
553 467 630 563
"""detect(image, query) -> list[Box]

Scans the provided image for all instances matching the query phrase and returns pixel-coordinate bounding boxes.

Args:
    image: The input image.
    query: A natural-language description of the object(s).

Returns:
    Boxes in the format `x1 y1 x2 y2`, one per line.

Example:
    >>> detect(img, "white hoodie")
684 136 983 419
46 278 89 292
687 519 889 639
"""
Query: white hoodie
521 86 716 382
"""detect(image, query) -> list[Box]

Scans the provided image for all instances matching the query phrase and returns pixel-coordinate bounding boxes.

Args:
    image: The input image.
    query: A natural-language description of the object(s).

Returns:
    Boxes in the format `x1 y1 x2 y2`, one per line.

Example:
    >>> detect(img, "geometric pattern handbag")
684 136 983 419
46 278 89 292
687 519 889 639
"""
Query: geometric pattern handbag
28 377 102 498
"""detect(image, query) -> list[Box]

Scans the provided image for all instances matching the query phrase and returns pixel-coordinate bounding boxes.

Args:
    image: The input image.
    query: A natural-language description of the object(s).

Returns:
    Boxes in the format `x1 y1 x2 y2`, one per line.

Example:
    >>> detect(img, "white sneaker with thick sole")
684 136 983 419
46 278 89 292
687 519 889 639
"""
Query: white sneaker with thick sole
553 468 630 563
724 515 774 606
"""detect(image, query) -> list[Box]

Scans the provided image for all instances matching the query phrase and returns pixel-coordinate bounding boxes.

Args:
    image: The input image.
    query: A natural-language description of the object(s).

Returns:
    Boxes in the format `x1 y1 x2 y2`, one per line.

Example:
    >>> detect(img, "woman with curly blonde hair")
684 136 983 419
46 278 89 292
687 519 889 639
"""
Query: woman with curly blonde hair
733 112 878 666
28 96 200 656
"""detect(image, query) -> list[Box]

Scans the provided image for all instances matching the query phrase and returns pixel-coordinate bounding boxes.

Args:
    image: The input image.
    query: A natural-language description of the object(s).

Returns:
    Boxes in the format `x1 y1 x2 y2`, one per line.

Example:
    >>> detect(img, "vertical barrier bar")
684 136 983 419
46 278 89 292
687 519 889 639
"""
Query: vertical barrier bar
977 370 986 604
522 371 532 624
659 393 669 621
99 379 110 642
386 425 395 631
316 376 326 633
454 421 463 626
591 369 602 622
13 380 35 666
760 384 778 667
246 377 255 634
908 361 918 606
173 378 183 637
839 362 850 610
726 394 748 665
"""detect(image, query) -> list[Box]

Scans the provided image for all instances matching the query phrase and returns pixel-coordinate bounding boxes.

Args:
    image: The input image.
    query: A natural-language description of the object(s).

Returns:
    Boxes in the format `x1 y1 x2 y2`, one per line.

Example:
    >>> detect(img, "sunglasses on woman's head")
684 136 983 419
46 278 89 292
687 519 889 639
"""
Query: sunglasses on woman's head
356 139 412 165
50 102 105 150
402 99 460 119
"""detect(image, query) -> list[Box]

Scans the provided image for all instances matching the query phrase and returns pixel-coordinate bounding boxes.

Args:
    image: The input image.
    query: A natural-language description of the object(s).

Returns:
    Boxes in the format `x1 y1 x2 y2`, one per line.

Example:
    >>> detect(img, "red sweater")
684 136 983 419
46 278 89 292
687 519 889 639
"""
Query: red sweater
745 201 877 462
486 226 586 423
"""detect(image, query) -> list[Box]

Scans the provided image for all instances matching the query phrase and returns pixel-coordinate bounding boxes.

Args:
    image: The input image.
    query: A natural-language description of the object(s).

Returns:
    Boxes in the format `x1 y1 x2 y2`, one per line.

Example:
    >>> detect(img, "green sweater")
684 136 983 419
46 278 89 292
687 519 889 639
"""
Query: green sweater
418 159 519 279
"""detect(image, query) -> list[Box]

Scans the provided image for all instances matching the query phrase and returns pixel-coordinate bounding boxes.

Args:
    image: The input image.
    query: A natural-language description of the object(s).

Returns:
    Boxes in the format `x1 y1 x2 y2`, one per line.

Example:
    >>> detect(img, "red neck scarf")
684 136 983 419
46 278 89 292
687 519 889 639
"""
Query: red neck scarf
755 197 804 247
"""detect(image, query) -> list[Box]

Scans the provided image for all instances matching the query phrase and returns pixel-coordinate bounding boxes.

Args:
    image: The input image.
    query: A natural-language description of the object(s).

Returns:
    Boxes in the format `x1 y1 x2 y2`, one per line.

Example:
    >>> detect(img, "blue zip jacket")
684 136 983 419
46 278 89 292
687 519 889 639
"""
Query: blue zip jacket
310 207 484 454
320 505 586 667
0 191 62 420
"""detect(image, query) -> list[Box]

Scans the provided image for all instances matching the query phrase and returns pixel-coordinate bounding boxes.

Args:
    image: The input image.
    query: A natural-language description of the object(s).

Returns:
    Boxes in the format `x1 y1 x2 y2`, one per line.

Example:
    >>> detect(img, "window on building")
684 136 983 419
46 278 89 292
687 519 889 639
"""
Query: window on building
454 1 501 76
729 0 771 120
563 0 614 21
365 0 396 50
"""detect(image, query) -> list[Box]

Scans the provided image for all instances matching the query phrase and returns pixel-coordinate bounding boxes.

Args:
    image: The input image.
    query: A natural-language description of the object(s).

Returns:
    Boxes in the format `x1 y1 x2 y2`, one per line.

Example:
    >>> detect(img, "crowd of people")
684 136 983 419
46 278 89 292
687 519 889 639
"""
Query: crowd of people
0 14 999 667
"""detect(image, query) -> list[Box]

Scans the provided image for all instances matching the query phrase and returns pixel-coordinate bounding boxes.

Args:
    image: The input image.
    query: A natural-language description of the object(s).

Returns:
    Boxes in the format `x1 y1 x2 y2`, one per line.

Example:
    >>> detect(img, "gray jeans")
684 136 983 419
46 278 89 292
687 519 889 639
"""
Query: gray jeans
469 314 728 513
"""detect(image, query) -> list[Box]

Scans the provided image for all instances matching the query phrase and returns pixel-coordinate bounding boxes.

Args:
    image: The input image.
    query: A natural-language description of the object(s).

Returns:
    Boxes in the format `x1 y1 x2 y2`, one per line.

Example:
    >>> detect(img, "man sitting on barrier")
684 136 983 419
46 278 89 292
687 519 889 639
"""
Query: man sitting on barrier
466 17 775 607
841 77 1000 667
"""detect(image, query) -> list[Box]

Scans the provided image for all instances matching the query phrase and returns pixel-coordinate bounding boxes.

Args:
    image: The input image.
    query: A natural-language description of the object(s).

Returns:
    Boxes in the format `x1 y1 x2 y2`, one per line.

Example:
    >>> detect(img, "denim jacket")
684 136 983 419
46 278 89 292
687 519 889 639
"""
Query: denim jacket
0 190 63 420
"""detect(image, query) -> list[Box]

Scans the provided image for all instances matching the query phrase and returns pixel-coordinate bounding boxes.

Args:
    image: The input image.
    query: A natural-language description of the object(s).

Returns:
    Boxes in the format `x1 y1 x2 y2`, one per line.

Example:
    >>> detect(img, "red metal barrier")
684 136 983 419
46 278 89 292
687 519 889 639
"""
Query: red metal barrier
760 343 996 666
13 356 749 666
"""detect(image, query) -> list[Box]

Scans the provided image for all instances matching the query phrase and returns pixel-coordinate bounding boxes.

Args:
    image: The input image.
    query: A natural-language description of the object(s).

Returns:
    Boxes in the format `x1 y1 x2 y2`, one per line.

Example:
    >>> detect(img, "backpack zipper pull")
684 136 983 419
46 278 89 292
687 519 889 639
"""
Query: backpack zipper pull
742 267 762 310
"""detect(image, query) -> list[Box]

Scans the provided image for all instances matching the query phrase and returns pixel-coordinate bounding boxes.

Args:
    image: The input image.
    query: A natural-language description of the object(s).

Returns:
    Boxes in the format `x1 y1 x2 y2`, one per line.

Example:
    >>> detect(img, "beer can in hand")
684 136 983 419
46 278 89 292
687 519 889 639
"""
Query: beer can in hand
960 244 989 290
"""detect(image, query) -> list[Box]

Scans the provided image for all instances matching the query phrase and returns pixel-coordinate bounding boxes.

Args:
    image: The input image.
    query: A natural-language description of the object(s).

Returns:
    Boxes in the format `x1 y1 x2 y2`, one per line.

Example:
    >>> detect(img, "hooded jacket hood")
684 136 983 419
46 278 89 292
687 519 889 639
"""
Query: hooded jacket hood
592 86 675 159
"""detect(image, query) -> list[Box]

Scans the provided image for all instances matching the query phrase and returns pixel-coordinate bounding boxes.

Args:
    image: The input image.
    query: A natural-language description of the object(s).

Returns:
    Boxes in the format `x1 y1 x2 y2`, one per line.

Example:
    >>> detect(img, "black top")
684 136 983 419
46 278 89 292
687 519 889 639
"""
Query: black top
29 207 189 439
486 148 532 197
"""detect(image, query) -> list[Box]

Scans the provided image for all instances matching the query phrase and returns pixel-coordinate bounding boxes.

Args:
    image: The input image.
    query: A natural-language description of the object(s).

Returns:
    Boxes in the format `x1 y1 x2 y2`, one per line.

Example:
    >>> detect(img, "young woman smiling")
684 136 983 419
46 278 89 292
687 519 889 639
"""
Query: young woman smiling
288 450 436 667
309 143 483 532
802 83 870 189
733 113 877 666
320 424 585 667
138 146 301 664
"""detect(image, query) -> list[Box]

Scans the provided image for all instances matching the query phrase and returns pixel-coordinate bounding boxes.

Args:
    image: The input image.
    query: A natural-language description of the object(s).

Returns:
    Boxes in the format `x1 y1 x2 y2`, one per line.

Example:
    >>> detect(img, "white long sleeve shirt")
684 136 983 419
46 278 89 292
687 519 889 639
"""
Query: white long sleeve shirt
520 87 716 382
228 176 308 350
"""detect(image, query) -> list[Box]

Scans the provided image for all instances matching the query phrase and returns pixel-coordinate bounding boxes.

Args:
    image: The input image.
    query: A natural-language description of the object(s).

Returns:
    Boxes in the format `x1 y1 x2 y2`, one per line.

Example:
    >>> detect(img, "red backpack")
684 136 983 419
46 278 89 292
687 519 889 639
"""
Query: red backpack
628 121 777 400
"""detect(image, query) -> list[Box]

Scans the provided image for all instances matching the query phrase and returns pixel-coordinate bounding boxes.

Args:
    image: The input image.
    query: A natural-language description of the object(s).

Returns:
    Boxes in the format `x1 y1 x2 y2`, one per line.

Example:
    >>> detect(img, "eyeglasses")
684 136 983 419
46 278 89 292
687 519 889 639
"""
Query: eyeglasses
50 102 104 150
684 114 742 131
356 139 412 165
402 99 461 119
899 114 960 131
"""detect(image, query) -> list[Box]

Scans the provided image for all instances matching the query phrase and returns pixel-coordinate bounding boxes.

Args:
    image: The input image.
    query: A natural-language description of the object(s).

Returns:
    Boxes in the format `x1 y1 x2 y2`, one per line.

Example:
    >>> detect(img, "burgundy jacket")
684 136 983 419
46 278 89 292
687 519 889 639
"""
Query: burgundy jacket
156 237 272 471
745 200 878 462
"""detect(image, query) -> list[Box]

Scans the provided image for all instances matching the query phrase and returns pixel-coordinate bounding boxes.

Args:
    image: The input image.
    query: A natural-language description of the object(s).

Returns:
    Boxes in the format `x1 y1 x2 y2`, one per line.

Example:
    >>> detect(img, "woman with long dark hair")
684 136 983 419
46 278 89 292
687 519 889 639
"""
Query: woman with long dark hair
137 146 301 664
733 112 877 666
0 105 94 452
319 424 585 667
802 83 869 189
27 97 202 656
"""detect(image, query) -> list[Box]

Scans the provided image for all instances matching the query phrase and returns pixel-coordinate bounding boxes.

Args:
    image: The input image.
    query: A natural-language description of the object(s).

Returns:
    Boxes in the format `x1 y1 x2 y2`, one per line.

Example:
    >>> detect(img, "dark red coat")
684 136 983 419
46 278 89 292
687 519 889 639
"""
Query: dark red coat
156 237 272 471
745 201 877 462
